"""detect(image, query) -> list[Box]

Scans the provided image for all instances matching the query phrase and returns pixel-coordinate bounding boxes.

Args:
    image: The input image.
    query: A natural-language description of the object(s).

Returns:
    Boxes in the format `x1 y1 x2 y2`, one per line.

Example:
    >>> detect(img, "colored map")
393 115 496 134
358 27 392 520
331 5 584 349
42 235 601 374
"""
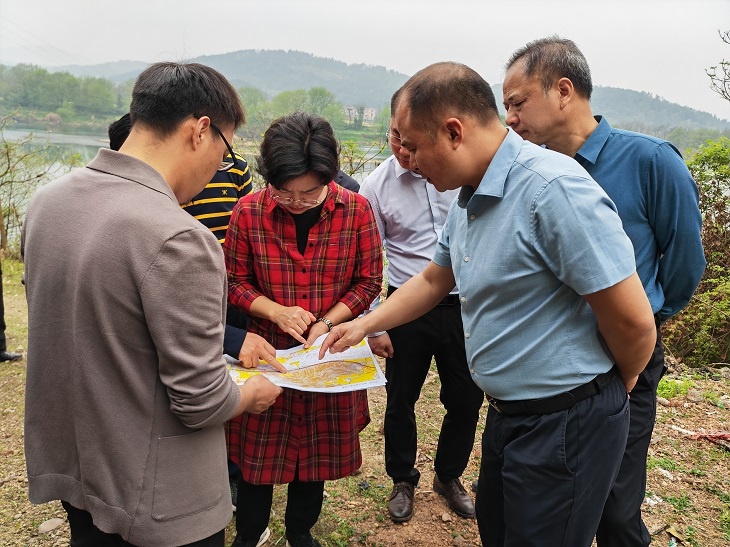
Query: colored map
226 334 386 393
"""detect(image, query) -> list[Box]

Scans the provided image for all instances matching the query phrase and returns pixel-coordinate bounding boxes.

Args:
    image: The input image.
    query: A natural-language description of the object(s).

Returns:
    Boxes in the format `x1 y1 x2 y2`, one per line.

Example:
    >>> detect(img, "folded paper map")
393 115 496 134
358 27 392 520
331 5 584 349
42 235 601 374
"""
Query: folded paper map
226 333 386 393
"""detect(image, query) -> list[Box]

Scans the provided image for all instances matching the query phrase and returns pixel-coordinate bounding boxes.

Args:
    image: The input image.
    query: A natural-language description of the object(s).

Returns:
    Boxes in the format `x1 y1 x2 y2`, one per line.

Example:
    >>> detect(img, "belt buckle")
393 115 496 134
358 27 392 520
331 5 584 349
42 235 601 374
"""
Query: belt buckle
487 396 503 414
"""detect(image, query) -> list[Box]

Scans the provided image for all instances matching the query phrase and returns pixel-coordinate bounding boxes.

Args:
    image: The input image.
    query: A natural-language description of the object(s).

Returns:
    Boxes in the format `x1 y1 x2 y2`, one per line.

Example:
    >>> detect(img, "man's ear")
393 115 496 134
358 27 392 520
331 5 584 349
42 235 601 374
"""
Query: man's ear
444 118 464 149
191 116 211 151
557 78 574 109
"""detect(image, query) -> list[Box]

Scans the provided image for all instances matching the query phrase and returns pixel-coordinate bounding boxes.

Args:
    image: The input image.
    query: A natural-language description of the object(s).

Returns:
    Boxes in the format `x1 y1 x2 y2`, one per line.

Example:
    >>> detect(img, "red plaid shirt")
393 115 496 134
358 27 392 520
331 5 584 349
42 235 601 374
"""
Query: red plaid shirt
223 181 383 483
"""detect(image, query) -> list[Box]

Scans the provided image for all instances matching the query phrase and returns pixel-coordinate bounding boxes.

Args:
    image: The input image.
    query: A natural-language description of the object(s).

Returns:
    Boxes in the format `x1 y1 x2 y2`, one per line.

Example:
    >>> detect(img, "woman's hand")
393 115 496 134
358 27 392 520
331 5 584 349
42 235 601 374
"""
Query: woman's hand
273 306 316 345
304 319 330 349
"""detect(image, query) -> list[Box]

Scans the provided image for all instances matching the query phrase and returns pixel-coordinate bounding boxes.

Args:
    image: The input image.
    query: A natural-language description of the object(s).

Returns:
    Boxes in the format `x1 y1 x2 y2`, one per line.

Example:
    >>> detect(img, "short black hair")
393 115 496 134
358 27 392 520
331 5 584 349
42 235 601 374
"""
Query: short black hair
108 113 131 151
399 62 499 137
130 62 245 137
506 36 593 99
256 112 339 190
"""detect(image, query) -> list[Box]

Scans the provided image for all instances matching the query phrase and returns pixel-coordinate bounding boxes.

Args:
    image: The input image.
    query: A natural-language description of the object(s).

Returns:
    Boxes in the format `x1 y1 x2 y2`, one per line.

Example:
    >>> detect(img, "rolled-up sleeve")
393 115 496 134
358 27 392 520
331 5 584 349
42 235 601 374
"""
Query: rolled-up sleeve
141 227 240 428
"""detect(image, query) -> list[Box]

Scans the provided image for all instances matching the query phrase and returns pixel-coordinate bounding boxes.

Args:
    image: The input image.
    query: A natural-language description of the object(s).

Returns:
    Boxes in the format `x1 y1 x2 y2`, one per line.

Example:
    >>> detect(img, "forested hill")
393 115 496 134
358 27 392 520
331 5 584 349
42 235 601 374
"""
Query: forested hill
50 49 730 129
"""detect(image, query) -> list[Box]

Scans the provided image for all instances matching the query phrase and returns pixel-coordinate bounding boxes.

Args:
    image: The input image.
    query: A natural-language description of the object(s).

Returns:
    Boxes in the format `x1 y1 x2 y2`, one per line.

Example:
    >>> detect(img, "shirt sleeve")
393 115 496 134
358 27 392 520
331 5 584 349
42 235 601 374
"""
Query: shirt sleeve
648 143 706 320
337 199 384 317
531 175 637 296
140 227 240 428
224 200 266 311
432 201 455 269
359 178 387 315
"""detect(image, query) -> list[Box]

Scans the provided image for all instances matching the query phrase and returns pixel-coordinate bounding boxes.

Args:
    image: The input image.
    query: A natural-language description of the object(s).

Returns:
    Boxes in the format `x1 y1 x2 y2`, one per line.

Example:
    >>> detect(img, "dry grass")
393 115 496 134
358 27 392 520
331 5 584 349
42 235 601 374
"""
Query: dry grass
1 258 729 546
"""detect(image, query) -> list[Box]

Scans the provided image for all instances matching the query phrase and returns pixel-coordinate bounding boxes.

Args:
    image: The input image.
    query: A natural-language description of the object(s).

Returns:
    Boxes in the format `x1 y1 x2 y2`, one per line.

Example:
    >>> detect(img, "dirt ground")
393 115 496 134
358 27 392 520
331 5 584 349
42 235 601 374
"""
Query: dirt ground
1 257 729 546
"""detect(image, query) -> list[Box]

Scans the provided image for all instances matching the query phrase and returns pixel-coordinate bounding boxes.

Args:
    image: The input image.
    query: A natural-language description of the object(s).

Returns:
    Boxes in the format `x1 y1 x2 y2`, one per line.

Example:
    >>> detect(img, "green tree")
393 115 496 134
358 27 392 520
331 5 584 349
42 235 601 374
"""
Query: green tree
663 138 730 367
270 89 309 119
238 86 271 140
0 114 81 252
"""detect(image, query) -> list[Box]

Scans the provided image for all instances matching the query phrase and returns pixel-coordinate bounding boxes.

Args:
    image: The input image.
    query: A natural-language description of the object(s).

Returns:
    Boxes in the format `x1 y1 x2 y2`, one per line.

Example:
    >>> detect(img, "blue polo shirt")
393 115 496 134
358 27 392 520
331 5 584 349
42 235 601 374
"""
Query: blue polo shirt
575 117 705 321
433 129 636 400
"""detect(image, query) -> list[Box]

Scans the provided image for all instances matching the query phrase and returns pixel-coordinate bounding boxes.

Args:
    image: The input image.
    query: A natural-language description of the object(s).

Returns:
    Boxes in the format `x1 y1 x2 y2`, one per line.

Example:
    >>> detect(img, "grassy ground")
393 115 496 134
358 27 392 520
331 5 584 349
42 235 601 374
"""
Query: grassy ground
1 257 729 546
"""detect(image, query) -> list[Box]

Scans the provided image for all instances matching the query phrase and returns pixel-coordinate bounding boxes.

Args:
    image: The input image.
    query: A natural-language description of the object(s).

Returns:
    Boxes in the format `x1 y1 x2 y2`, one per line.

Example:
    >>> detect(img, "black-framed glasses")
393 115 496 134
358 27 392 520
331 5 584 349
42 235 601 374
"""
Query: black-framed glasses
209 123 239 171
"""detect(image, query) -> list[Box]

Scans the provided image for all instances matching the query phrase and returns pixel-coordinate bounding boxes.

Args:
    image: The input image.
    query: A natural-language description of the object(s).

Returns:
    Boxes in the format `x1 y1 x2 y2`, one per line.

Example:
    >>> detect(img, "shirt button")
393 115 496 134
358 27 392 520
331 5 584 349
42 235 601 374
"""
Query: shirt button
470 368 475 374
465 332 470 339
460 296 466 303
469 214 476 221
464 256 470 262
301 268 306 273
302 295 307 299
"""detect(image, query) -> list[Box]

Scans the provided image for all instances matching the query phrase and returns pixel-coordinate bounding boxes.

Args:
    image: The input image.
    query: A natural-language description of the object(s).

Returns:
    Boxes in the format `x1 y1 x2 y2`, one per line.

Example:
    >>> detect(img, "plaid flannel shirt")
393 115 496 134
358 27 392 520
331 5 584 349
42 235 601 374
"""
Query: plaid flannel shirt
223 181 383 483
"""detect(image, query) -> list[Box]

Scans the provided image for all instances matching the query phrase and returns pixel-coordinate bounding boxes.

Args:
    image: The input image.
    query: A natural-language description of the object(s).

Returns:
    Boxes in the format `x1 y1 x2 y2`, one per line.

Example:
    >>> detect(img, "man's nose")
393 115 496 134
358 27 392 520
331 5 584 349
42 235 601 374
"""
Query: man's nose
504 107 518 127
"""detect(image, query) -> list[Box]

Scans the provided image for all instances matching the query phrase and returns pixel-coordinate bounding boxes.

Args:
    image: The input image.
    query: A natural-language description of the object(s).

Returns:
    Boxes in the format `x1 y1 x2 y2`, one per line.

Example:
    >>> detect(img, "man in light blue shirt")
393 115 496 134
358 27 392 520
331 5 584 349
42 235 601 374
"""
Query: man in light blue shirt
361 92 483 523
320 62 658 546
503 37 705 547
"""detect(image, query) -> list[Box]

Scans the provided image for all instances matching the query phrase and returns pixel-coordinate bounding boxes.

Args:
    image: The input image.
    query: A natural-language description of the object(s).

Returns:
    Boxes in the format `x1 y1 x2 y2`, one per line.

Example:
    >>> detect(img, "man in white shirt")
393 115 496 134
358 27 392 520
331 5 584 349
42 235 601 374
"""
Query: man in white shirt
360 90 484 523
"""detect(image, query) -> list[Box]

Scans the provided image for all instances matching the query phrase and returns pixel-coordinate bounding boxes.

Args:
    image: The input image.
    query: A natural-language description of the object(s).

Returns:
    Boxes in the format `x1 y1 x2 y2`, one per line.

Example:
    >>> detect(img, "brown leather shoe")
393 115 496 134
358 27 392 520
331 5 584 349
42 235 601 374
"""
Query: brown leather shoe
388 482 414 522
433 475 475 519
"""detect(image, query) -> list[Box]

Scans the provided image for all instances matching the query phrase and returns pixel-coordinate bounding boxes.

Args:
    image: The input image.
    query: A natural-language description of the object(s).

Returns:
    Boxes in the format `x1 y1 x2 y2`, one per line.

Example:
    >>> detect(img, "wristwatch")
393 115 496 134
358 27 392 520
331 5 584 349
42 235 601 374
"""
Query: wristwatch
316 317 334 331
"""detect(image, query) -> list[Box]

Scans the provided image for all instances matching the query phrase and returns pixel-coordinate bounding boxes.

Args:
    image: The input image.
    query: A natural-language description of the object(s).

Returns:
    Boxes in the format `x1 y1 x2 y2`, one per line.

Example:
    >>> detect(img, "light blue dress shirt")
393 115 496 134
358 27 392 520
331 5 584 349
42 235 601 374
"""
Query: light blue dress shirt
433 129 636 400
575 116 705 321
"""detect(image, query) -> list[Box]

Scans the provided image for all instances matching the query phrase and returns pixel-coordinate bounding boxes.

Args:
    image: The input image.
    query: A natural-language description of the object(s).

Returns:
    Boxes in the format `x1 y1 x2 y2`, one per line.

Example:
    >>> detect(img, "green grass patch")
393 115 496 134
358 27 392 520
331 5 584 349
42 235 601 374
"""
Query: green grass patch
657 377 694 399
647 455 678 471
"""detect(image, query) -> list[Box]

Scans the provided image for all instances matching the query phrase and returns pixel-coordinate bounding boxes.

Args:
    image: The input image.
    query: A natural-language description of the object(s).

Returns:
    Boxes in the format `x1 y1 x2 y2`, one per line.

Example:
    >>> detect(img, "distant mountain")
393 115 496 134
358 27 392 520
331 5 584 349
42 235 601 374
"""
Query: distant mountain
49 50 730 129
52 60 149 83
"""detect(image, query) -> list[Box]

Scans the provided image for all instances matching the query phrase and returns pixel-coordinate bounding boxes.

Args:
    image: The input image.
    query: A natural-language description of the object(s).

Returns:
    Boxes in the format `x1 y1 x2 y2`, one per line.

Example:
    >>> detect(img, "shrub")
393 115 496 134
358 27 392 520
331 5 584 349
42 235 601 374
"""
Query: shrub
663 138 730 367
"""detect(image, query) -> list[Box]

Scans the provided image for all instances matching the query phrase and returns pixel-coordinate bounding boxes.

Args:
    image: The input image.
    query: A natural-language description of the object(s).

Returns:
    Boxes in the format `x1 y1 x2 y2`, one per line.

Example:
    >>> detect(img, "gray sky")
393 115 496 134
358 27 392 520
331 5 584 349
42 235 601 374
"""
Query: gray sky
2 0 730 119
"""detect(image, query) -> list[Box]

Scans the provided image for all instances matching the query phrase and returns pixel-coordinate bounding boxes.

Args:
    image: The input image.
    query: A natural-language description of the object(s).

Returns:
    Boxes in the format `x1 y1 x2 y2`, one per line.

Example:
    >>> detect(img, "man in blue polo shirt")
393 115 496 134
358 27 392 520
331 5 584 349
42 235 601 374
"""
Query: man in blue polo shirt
320 62 658 546
503 37 705 547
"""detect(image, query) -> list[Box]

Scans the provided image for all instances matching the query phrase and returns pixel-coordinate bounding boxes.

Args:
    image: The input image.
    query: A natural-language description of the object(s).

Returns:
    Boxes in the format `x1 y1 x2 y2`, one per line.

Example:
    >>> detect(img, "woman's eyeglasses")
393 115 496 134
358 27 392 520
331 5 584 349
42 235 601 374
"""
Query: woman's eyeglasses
269 186 327 206
209 123 239 172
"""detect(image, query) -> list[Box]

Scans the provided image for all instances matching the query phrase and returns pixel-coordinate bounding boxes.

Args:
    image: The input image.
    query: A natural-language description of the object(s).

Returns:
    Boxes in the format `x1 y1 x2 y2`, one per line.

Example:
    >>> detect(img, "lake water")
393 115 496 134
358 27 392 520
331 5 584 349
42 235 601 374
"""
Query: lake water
3 123 109 163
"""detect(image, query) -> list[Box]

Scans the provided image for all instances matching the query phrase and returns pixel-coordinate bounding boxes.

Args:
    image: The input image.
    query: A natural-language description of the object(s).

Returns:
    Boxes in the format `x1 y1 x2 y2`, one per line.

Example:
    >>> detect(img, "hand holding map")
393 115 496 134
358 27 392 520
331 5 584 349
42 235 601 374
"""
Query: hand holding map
227 333 386 393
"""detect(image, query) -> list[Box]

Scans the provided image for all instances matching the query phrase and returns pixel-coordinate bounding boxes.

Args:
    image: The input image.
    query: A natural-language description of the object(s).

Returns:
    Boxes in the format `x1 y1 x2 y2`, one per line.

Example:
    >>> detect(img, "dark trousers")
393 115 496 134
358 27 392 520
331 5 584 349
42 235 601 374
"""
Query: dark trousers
596 325 666 546
384 293 484 485
235 476 324 541
475 375 629 546
62 502 225 547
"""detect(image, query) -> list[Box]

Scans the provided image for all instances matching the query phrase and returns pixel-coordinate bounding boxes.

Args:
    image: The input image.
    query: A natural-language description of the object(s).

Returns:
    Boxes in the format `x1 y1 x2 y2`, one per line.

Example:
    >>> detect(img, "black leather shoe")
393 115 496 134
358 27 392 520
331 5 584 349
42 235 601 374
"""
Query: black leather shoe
0 351 22 362
388 481 415 522
433 475 475 519
471 479 478 493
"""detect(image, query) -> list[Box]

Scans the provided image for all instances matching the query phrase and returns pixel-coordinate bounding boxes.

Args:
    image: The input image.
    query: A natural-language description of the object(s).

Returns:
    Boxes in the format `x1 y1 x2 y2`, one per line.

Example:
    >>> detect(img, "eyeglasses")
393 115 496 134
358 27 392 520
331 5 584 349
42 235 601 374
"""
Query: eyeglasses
385 130 402 146
269 185 328 206
209 123 239 171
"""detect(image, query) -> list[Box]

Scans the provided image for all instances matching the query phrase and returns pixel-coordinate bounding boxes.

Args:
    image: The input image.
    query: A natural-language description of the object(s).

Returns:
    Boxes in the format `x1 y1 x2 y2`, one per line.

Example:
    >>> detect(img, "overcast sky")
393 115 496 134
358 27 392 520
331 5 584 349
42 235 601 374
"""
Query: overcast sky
2 0 729 119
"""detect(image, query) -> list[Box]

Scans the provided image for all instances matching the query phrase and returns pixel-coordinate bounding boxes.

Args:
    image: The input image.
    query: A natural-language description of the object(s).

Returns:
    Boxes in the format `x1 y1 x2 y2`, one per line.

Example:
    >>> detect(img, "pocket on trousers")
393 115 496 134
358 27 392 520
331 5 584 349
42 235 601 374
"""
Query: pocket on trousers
152 428 225 521
605 393 630 423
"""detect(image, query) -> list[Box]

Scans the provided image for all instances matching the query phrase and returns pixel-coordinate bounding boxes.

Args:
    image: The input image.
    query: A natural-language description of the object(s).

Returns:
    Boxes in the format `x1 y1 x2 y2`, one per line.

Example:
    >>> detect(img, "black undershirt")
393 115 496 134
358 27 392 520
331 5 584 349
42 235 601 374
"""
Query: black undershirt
291 202 326 254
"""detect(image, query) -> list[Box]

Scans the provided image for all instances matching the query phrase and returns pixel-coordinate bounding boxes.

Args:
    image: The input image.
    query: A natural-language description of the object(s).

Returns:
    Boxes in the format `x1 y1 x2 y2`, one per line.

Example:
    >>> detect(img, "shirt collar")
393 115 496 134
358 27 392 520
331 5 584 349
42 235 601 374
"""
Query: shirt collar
575 115 611 165
469 127 522 203
392 157 422 180
86 148 177 203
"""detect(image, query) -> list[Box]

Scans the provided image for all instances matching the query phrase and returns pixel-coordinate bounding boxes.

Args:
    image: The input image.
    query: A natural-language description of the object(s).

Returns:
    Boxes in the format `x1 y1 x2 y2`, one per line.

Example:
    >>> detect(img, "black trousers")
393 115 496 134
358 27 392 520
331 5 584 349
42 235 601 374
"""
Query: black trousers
596 324 666 546
475 376 629 546
235 476 324 542
62 502 225 547
384 293 484 485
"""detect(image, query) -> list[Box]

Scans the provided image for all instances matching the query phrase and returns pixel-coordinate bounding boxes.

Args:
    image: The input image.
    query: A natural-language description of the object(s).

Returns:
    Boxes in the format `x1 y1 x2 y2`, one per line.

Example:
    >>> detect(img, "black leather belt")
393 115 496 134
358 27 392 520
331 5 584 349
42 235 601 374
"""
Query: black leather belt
387 286 460 306
487 368 618 416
